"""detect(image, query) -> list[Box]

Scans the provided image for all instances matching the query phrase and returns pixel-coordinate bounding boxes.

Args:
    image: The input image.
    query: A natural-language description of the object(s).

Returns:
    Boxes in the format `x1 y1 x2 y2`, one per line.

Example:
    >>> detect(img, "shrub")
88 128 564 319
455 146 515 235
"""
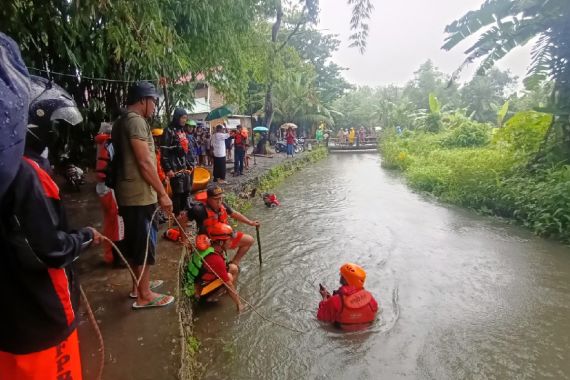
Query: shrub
440 119 491 148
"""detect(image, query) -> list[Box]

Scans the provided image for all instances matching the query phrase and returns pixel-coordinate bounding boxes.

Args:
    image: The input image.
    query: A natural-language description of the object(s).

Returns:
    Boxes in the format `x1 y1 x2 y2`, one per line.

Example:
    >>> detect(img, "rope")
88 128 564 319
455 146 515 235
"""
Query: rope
80 286 104 380
170 216 308 334
80 206 305 380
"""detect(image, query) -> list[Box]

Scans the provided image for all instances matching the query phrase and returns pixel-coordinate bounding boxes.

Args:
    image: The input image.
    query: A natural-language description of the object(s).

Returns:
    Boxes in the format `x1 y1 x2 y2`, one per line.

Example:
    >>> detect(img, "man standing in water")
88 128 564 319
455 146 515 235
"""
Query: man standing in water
317 263 378 329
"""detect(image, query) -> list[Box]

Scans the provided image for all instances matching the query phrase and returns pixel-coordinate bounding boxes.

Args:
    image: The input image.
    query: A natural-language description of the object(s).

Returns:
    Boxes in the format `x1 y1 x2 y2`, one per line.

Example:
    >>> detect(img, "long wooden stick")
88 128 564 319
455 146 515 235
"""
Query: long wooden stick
256 225 262 265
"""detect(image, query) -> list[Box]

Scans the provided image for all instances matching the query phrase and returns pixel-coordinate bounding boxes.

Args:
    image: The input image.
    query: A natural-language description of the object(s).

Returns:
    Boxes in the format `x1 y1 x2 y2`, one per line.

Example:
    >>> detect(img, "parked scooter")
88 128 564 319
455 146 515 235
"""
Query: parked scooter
274 139 304 154
60 153 85 191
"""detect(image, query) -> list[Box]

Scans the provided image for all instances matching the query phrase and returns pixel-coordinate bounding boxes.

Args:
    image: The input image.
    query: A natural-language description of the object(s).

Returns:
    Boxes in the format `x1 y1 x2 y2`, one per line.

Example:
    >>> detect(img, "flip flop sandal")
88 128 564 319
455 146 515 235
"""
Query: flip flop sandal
129 280 164 299
132 294 175 310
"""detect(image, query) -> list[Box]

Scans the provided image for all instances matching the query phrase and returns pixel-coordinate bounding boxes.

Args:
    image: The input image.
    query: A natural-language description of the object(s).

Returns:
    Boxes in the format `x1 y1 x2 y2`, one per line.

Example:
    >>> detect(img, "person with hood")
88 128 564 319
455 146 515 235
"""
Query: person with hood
161 107 195 215
317 263 378 330
0 33 102 379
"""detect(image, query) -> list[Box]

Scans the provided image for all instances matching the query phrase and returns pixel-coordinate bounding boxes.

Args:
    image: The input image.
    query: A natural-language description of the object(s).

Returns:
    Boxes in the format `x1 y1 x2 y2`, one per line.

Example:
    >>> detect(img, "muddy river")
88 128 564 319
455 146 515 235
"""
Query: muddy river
193 153 570 379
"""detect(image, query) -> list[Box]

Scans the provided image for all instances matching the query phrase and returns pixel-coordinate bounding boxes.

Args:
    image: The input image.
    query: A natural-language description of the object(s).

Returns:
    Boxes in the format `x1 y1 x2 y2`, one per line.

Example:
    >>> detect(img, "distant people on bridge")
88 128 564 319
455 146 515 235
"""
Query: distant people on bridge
337 128 346 146
357 127 366 147
348 128 356 146
317 263 378 330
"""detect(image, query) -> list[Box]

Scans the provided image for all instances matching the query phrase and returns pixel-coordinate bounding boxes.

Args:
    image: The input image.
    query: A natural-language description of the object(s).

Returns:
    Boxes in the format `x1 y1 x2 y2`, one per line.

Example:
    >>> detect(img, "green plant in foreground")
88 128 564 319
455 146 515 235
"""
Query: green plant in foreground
186 336 200 355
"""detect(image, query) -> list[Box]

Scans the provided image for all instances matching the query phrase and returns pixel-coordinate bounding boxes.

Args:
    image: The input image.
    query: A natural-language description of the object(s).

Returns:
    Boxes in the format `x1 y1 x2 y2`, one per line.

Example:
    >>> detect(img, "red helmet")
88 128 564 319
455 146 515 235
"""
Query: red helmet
207 222 233 241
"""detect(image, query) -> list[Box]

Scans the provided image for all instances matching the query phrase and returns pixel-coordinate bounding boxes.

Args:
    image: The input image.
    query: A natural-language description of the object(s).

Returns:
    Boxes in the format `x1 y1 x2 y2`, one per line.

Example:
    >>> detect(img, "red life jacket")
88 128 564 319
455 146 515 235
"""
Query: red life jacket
94 133 111 183
336 288 377 326
176 130 189 153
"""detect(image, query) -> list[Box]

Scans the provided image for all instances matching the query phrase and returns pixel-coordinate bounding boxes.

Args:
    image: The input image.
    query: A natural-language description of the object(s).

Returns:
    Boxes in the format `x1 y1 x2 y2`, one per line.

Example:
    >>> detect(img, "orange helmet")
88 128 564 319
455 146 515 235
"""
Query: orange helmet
207 222 233 241
340 263 366 289
151 128 164 137
195 234 211 251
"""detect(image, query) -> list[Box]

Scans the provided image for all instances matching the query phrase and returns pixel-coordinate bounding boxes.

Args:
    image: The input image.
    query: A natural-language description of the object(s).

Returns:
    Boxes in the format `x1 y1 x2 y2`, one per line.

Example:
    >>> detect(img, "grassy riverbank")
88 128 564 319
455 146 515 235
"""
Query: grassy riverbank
380 111 570 243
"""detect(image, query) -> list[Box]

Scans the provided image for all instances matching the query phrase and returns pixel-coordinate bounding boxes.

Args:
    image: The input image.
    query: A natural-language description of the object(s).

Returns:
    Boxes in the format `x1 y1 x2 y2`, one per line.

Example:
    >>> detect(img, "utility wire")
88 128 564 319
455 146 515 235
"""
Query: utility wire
27 67 156 83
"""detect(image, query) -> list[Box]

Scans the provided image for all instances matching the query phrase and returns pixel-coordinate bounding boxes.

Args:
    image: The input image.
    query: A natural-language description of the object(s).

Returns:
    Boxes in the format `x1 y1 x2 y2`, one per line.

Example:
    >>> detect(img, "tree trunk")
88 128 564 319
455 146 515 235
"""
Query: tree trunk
263 83 274 127
263 1 282 128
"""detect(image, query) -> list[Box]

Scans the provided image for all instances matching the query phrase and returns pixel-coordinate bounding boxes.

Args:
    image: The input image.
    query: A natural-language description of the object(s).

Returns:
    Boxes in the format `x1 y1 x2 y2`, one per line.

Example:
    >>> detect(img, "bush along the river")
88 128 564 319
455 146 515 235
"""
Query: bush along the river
380 111 570 242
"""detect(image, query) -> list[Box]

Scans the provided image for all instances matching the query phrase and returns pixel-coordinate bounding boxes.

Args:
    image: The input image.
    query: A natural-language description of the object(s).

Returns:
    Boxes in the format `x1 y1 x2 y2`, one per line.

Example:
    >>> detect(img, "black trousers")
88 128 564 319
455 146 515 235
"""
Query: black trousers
213 156 226 181
172 191 190 215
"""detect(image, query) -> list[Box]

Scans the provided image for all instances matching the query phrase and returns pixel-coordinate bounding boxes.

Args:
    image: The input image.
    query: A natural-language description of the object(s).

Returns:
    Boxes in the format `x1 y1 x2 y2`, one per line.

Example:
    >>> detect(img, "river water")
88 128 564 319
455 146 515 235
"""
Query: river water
193 153 570 380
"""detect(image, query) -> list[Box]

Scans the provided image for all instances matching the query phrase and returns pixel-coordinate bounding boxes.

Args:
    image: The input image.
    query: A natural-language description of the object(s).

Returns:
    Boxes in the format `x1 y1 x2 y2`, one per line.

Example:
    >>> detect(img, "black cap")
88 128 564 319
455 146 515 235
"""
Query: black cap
126 81 159 105
206 183 224 198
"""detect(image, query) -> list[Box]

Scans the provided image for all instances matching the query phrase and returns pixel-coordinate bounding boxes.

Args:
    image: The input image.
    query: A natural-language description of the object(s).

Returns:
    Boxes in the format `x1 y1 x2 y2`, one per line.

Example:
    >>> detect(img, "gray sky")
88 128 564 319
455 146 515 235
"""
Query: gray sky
318 0 532 87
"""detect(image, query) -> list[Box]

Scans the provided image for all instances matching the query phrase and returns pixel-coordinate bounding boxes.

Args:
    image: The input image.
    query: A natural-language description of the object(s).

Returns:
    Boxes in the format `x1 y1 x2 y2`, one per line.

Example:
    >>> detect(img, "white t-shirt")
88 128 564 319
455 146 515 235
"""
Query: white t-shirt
212 132 229 157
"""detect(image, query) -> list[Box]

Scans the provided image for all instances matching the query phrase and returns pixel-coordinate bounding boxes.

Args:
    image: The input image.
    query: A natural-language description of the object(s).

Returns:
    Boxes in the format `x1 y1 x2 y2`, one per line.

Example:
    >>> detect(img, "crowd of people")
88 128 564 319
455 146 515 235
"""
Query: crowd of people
0 32 378 379
336 127 369 146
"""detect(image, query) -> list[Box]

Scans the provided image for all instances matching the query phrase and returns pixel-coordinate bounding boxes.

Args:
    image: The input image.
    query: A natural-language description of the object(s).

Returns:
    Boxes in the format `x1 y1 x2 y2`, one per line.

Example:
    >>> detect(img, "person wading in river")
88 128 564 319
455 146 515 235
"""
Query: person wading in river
181 183 260 267
317 263 378 330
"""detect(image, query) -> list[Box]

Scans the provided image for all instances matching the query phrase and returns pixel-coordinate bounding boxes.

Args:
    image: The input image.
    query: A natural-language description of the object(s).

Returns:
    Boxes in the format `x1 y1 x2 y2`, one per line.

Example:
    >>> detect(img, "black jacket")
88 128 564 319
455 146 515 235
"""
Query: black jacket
161 108 195 173
0 157 93 354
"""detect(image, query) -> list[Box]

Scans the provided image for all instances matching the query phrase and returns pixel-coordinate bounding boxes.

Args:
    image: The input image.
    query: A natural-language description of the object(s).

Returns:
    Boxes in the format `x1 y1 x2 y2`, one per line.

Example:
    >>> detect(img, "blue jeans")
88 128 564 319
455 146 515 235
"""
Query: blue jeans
234 147 245 174
287 144 294 156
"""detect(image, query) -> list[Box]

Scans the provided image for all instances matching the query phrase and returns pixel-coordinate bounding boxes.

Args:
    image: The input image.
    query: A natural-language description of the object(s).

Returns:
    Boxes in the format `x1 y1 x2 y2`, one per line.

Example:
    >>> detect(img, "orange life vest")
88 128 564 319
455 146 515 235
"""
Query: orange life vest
94 133 111 183
336 289 376 326
198 199 229 229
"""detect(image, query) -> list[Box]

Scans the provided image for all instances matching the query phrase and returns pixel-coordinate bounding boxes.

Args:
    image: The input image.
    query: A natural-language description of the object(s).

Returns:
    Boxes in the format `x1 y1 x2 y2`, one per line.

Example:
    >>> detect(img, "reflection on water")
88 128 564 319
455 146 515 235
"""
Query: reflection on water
193 153 570 379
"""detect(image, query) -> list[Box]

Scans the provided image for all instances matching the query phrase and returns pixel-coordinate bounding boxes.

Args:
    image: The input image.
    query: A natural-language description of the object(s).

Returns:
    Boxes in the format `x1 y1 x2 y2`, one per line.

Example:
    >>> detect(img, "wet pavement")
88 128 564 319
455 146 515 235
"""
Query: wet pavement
64 149 302 379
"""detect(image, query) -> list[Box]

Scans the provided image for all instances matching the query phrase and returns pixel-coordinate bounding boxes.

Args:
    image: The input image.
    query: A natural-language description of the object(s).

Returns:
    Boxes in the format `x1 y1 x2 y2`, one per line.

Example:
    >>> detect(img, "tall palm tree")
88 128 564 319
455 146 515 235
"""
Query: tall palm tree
443 0 570 159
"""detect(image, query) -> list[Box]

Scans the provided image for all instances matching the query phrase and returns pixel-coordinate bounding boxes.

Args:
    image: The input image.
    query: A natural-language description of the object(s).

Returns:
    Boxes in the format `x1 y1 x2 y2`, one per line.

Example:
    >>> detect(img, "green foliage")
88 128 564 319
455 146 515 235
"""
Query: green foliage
493 111 552 156
497 100 510 127
440 117 491 148
443 0 570 158
381 110 570 242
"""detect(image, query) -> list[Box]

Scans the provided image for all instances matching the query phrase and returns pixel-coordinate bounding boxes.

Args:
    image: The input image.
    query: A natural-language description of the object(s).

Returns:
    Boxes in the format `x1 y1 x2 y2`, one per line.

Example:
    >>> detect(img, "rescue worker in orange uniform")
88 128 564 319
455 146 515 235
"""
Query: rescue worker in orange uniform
317 263 379 330
183 183 260 267
186 226 243 312
0 34 102 380
94 122 123 265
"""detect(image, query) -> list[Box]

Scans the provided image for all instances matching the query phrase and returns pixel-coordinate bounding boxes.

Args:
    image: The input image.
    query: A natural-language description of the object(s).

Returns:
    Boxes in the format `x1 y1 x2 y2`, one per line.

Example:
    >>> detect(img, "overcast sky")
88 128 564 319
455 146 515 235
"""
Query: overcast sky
318 0 532 87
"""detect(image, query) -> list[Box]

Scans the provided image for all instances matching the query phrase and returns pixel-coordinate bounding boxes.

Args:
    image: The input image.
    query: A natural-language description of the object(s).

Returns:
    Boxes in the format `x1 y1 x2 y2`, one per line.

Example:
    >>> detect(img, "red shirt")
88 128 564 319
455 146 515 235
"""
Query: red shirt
286 131 295 145
201 252 230 282
317 285 378 324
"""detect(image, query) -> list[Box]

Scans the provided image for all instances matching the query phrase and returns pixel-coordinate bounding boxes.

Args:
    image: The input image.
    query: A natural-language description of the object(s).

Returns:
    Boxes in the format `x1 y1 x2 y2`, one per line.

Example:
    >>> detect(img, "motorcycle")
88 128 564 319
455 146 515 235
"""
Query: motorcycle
274 139 304 154
59 153 85 191
65 163 85 192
